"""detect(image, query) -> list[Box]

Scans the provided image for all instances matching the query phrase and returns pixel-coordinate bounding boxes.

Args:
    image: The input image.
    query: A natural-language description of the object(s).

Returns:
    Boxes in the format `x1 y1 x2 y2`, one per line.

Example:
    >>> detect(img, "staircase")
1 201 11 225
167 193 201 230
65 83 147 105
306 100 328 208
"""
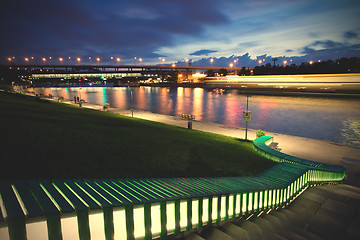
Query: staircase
184 184 360 240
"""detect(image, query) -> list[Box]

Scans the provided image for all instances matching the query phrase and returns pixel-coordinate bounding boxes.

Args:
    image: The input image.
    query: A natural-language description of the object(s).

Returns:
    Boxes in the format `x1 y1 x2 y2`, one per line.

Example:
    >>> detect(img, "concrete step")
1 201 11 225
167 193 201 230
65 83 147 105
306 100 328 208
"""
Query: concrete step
184 184 360 240
235 218 266 239
200 227 233 240
263 212 321 240
185 233 206 240
220 222 250 240
250 217 287 240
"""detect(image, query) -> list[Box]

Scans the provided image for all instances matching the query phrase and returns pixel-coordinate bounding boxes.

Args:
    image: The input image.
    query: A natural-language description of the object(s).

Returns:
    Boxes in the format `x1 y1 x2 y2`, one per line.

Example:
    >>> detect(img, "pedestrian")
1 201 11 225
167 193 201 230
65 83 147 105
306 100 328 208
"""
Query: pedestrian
74 96 77 103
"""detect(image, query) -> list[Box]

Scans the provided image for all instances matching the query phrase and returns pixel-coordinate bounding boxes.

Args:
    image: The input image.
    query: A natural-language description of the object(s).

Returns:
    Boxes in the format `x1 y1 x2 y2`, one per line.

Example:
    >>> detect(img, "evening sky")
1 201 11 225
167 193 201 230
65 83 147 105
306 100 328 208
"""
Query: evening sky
1 0 359 66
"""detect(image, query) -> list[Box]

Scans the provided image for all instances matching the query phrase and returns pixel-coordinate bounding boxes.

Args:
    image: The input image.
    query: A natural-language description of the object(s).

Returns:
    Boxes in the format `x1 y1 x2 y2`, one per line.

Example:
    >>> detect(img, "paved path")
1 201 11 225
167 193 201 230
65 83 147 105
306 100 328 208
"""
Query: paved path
57 98 360 187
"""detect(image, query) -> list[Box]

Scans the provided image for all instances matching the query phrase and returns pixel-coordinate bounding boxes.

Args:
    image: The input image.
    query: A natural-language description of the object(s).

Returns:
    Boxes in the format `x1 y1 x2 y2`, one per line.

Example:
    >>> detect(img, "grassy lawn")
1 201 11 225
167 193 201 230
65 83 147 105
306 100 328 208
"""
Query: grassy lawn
0 91 276 180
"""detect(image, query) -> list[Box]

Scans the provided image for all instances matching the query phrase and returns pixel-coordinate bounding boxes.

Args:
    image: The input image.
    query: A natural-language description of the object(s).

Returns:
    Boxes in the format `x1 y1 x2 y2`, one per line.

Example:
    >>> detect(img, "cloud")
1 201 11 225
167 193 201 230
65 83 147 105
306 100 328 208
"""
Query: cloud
311 40 345 49
189 49 218 56
344 31 358 39
0 0 228 63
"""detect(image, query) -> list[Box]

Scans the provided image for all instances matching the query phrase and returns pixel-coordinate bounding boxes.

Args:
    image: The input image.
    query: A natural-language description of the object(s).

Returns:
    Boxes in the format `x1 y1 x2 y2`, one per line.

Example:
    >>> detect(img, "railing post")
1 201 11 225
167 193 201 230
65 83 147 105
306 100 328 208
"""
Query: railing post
198 197 203 228
174 200 180 235
77 209 90 240
160 201 167 239
144 203 152 240
125 205 134 240
186 199 192 231
46 213 62 240
8 218 26 240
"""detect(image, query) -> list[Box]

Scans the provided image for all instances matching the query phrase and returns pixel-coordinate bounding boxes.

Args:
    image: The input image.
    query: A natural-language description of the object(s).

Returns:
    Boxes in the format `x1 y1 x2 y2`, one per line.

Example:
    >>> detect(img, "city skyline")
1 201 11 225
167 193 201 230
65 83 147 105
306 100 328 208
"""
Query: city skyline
1 0 360 66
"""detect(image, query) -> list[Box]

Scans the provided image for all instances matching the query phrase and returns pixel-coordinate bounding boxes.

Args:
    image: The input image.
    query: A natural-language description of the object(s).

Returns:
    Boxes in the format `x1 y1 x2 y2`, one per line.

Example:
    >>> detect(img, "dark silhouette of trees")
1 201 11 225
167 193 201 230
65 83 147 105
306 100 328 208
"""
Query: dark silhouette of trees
218 68 228 76
206 69 215 77
253 57 360 75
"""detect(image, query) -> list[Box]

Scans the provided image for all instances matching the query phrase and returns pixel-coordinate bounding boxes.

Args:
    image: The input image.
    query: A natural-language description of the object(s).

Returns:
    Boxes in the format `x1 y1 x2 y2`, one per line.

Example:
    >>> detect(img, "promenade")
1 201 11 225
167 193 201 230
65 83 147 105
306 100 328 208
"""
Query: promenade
60 99 360 187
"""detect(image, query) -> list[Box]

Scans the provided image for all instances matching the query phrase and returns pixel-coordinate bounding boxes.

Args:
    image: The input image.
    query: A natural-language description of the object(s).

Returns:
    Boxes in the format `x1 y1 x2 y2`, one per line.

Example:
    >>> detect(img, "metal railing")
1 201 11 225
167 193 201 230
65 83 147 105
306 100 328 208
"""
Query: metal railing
0 136 346 240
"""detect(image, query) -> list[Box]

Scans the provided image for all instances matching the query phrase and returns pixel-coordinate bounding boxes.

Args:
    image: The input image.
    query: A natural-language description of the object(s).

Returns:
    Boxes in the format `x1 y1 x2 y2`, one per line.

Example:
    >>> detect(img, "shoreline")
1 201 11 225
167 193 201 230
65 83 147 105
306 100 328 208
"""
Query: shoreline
50 96 360 187
17 89 360 187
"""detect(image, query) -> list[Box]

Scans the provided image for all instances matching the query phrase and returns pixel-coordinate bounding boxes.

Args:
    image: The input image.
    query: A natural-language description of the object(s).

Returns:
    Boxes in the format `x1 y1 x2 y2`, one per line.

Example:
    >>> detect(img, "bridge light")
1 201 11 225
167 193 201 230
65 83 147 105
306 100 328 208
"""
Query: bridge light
59 58 63 62
77 57 81 62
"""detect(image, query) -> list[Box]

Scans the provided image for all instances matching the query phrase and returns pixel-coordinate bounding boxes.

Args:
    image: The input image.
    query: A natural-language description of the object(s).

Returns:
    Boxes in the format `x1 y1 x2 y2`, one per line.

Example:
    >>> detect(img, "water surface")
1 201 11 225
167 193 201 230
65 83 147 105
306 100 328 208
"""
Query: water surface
29 87 360 147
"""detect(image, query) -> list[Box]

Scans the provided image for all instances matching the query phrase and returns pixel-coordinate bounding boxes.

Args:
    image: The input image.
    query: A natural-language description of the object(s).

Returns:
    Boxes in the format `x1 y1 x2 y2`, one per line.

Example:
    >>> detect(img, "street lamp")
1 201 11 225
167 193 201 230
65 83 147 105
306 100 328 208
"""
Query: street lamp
172 63 176 68
210 58 214 67
89 57 91 64
77 57 81 63
42 58 46 64
116 57 120 64
59 58 63 63
96 58 100 64
283 60 287 66
139 58 142 64
24 57 29 63
243 95 252 140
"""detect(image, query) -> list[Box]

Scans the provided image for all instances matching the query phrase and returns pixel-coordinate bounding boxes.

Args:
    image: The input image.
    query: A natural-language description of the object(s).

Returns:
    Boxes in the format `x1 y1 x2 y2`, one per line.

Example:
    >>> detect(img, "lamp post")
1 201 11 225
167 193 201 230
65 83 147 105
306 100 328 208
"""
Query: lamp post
210 58 214 67
130 90 134 117
243 95 252 140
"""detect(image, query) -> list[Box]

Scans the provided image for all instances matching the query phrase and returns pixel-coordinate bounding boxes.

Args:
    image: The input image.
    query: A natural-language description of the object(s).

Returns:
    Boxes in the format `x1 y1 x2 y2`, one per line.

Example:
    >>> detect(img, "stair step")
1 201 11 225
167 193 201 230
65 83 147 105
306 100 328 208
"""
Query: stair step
251 217 286 240
221 222 250 240
236 219 266 239
200 227 233 240
263 211 323 240
185 233 206 240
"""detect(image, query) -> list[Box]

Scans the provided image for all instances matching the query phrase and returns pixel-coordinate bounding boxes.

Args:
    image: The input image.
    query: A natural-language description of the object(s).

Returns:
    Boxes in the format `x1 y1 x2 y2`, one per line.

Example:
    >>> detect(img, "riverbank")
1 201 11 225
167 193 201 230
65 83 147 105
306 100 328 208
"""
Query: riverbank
0 91 276 180
57 97 360 187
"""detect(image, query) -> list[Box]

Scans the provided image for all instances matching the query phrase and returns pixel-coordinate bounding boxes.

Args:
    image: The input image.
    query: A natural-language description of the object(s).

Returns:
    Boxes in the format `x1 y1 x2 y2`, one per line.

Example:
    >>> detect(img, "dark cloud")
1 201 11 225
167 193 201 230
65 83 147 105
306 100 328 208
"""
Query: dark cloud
189 49 218 56
301 47 317 55
286 49 294 53
0 0 228 63
344 31 358 39
311 40 345 49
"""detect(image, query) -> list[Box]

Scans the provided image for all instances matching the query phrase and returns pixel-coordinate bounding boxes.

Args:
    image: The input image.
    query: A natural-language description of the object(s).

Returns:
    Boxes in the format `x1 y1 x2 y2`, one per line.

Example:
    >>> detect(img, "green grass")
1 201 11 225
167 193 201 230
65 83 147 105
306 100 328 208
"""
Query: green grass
0 91 276 180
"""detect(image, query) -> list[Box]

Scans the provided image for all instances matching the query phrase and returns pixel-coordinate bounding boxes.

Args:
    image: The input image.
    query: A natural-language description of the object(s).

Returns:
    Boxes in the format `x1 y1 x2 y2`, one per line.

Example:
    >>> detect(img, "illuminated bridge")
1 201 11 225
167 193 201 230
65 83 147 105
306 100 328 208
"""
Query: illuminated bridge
5 64 243 73
0 136 346 240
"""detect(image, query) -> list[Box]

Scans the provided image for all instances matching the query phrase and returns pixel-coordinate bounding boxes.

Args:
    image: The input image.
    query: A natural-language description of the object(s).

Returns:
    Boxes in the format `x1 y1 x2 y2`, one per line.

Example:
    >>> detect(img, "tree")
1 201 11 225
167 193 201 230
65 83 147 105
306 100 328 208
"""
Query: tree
218 68 227 76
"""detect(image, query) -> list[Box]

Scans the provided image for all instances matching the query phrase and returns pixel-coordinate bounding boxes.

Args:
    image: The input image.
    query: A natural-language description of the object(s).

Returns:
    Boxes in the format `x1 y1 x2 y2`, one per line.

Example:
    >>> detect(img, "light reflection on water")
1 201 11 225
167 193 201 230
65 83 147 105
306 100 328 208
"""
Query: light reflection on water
30 86 360 147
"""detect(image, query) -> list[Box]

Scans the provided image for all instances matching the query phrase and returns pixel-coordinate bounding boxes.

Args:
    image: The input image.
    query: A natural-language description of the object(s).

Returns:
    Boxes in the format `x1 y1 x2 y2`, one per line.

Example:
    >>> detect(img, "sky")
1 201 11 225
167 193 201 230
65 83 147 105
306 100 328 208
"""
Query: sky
1 0 360 67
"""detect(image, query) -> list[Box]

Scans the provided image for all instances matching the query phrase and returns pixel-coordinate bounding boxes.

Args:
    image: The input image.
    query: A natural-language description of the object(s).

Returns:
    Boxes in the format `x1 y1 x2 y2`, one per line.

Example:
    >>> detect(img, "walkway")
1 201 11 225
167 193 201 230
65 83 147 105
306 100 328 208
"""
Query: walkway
59 99 360 187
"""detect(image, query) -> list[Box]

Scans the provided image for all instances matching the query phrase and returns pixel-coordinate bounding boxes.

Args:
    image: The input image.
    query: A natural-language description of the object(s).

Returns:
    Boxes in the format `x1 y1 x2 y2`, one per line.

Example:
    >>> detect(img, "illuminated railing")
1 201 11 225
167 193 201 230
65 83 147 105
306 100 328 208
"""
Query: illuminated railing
0 136 346 240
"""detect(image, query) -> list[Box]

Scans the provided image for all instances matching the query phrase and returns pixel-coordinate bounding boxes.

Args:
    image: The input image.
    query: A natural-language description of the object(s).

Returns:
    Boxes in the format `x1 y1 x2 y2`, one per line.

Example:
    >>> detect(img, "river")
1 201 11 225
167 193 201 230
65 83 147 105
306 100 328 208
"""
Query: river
28 86 360 147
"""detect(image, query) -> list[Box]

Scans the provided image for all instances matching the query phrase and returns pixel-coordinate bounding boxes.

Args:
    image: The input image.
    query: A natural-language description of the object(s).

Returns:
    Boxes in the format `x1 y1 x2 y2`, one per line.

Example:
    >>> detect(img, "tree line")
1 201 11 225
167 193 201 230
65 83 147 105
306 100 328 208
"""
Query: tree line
207 57 360 76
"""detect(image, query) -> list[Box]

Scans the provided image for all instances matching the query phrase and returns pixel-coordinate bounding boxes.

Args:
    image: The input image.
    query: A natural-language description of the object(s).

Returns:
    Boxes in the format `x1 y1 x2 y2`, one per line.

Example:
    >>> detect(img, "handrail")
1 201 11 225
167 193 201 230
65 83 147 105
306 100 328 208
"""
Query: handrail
0 136 346 240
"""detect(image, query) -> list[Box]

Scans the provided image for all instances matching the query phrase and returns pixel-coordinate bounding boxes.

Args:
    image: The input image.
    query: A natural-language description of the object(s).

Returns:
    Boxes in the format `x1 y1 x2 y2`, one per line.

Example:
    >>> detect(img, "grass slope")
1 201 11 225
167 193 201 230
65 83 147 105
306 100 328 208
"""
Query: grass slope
0 91 276 180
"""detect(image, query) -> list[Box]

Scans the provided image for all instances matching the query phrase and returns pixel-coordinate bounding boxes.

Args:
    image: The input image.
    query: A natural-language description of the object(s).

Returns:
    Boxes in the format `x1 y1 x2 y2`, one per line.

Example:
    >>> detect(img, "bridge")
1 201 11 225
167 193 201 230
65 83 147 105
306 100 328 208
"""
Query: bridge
4 64 244 73
0 136 346 240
